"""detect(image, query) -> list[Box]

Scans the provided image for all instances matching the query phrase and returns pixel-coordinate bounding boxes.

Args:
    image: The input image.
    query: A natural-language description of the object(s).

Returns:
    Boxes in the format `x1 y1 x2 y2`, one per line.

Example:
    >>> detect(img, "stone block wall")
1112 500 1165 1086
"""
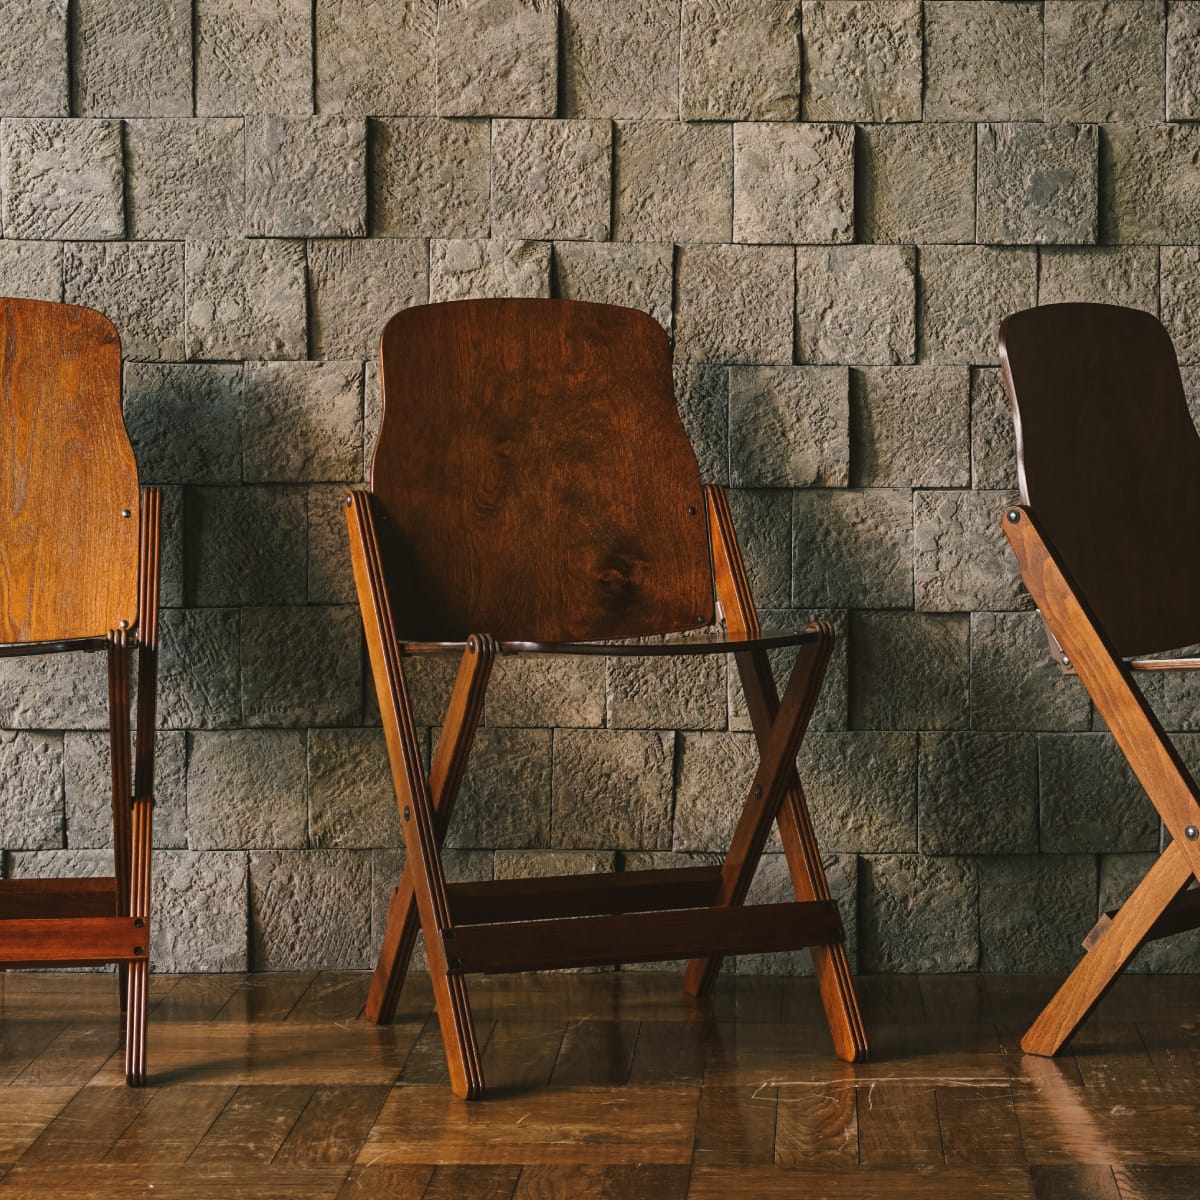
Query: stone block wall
2 0 1199 975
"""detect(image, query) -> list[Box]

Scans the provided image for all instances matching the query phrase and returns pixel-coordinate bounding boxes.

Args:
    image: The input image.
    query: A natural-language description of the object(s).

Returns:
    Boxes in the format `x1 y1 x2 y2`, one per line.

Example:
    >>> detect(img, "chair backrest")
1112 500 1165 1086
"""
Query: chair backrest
0 297 140 645
1000 302 1200 659
372 298 713 643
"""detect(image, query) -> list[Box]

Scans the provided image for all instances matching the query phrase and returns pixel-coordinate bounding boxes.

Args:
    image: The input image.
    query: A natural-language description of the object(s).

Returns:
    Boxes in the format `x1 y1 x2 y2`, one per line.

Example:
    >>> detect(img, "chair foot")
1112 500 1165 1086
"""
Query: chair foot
123 960 147 1087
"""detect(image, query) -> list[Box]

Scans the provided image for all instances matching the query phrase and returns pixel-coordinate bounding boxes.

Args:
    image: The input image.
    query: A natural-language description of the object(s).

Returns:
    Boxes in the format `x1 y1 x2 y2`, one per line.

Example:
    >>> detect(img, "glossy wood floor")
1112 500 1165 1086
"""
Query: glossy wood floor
0 970 1196 1197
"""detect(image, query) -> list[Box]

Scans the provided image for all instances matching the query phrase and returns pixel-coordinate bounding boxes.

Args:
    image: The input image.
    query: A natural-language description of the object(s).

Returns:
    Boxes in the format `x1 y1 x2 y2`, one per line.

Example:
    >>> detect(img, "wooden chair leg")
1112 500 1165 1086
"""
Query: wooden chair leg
108 633 133 1022
1022 840 1193 1057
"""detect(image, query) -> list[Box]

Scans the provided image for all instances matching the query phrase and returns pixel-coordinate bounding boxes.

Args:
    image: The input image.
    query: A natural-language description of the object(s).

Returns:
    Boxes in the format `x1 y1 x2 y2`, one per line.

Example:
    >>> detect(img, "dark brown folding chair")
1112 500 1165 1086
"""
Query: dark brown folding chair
1000 301 1200 1055
345 297 867 1098
0 297 160 1086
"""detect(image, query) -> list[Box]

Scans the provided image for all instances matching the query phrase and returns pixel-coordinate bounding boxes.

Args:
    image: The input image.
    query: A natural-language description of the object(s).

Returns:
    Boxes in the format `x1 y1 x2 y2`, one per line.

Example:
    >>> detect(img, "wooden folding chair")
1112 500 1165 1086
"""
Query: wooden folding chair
1000 301 1200 1056
345 298 867 1098
0 297 160 1086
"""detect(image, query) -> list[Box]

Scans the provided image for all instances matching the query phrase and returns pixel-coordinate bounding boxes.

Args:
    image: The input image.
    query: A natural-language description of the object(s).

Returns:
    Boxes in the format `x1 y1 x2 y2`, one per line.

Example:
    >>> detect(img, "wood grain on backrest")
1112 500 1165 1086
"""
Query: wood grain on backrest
1000 302 1200 658
372 298 713 643
0 297 140 644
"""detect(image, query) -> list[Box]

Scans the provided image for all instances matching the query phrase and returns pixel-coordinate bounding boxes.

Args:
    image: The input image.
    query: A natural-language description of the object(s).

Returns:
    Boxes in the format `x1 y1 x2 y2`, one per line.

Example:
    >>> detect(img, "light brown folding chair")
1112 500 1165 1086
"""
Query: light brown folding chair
0 297 160 1086
345 297 866 1098
1000 301 1200 1055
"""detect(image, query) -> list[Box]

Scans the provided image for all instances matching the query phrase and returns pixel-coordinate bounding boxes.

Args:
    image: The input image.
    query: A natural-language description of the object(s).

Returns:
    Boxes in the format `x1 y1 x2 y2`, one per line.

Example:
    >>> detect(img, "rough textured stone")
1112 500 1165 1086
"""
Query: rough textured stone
1038 247 1159 312
607 647 726 732
185 485 307 606
76 0 191 116
123 363 242 485
491 119 611 241
250 849 372 969
157 608 241 730
0 732 62 850
307 484 357 604
1131 654 1200 734
551 730 674 850
919 732 1037 855
561 0 678 118
613 122 733 244
126 119 245 239
728 607 850 733
246 115 366 237
923 1 1043 121
978 855 1097 973
675 363 729 486
1045 0 1165 123
674 244 793 365
1102 122 1200 245
970 612 1092 733
850 367 969 488
436 0 557 117
1161 248 1200 365
188 730 307 849
733 122 852 245
725 490 792 610
429 239 550 303
0 240 62 302
729 366 848 488
159 485 185 609
309 239 427 360
371 117 489 238
977 124 1099 246
64 242 183 361
738 851 857 974
795 246 916 365
1101 853 1200 972
1 118 123 240
64 730 186 849
486 655 606 728
0 0 66 116
801 1 920 122
308 727 399 850
0 651 108 730
1039 734 1157 853
1168 2 1200 121
242 361 362 483
240 607 361 727
913 490 1031 613
196 0 312 115
793 489 914 609
860 854 978 972
315 0 436 114
970 369 1018 492
185 240 306 361
552 242 672 333
153 851 249 971
849 612 970 731
858 124 975 244
673 732 763 852
919 247 1037 366
680 0 800 121
445 727 552 850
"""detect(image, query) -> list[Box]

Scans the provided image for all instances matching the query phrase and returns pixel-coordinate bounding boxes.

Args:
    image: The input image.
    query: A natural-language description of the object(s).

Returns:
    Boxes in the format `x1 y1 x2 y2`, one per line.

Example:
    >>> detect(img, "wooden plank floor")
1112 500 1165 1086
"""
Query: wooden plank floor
0 970 1196 1197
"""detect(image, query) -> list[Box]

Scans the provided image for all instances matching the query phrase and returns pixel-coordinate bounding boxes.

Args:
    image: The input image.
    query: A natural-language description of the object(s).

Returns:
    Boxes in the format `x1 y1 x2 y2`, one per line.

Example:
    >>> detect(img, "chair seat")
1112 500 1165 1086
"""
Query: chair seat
400 627 822 657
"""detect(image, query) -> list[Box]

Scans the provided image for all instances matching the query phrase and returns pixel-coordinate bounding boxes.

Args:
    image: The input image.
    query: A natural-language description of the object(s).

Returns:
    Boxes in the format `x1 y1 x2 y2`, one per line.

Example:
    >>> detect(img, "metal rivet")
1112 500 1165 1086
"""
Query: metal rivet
134 918 144 928
120 509 132 519
468 637 476 653
1006 509 1020 524
134 946 144 956
118 620 129 629
687 505 698 515
754 785 762 798
344 494 352 506
403 806 411 821
450 958 462 969
1061 656 1071 667
1187 826 1199 841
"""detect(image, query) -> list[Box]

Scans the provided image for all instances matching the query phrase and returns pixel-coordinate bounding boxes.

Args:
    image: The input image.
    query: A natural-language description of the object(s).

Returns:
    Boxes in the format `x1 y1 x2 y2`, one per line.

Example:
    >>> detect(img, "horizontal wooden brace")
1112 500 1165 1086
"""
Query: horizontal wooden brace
446 866 723 926
1084 886 1200 952
444 900 843 974
0 916 147 965
0 877 116 920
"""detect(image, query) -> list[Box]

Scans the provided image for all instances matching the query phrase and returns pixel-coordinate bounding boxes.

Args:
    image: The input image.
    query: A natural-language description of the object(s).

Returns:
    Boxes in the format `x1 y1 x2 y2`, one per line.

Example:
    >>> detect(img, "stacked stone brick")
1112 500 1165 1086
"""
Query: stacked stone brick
0 0 1198 975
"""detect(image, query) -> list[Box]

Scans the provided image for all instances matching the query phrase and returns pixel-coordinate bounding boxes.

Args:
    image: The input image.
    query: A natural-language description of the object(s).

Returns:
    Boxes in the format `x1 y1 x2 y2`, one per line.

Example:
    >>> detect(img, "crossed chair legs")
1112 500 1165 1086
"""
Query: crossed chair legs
348 485 867 1098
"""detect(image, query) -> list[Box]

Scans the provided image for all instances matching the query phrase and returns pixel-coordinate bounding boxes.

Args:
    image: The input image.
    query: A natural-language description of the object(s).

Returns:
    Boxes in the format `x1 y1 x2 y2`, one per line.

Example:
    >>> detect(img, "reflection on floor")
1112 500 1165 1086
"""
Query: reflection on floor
0 970 1196 1197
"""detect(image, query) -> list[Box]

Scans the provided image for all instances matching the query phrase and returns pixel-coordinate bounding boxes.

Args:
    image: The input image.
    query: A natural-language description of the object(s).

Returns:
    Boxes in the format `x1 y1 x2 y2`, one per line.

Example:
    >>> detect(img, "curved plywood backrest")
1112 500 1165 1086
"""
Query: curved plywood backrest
1000 302 1200 658
372 298 713 642
0 297 140 644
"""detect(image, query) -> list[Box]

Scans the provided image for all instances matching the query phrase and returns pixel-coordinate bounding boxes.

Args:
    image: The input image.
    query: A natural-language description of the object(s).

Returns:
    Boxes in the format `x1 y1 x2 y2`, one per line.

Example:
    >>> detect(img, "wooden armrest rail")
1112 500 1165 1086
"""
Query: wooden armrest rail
399 629 823 658
0 915 148 964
